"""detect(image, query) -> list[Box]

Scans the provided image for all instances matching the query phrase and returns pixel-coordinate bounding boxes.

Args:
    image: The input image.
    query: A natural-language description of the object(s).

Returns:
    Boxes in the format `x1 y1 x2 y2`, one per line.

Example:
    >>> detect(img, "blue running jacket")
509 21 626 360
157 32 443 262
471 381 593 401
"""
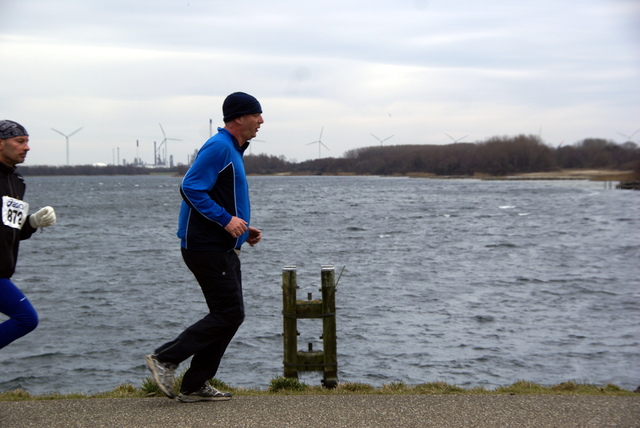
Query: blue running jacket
177 128 250 252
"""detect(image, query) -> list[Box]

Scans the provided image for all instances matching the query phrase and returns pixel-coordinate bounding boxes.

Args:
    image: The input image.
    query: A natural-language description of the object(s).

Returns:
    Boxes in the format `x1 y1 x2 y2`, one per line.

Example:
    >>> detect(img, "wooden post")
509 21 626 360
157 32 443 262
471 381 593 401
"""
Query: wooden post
282 265 298 379
321 265 338 388
281 265 339 387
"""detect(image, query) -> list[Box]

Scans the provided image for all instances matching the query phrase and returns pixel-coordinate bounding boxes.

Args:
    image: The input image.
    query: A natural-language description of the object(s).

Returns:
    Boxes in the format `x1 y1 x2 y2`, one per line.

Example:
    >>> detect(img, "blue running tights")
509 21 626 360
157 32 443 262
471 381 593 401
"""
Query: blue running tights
0 278 38 349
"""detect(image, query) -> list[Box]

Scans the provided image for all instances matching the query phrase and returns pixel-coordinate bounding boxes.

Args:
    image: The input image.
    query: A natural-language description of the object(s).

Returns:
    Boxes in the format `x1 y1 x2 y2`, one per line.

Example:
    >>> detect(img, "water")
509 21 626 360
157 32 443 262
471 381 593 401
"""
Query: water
1 175 638 394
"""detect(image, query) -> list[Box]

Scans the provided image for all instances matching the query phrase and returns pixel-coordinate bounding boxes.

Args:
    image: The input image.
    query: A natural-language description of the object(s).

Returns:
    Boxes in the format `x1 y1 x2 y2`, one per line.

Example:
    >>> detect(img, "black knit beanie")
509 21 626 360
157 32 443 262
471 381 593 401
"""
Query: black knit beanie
0 120 29 139
223 92 262 123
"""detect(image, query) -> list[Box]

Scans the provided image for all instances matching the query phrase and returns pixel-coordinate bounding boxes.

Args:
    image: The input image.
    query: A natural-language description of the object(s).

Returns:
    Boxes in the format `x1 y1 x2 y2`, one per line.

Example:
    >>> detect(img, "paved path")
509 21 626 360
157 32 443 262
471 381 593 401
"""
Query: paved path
1 395 638 427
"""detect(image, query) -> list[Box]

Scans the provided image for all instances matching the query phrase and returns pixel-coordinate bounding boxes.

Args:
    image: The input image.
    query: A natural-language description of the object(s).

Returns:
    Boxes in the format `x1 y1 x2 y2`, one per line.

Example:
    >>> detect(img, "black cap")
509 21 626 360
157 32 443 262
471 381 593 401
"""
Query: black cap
223 92 262 123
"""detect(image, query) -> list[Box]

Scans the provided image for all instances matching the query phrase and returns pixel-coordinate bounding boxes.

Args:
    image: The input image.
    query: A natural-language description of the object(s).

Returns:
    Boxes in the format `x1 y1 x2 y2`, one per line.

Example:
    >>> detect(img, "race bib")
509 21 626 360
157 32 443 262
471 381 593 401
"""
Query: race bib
2 196 30 230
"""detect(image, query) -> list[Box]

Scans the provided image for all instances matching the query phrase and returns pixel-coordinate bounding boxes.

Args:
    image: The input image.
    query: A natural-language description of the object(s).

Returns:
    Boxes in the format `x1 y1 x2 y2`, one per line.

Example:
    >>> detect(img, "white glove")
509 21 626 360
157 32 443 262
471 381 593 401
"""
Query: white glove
29 206 56 228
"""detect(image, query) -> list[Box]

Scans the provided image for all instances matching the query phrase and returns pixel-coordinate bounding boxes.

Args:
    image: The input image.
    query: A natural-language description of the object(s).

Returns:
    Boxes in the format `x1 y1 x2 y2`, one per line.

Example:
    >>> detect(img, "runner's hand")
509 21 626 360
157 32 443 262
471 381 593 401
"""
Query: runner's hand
29 206 56 228
224 216 248 238
247 227 262 246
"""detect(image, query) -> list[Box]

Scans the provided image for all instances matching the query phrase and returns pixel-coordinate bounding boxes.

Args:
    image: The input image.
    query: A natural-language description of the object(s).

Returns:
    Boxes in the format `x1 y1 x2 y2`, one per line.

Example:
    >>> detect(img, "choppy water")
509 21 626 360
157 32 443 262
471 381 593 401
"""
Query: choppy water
1 175 638 394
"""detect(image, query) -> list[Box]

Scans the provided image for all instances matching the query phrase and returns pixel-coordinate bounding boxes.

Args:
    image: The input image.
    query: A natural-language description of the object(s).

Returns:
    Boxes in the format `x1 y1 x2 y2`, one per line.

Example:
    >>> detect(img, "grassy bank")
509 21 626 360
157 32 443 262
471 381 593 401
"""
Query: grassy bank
1 377 638 401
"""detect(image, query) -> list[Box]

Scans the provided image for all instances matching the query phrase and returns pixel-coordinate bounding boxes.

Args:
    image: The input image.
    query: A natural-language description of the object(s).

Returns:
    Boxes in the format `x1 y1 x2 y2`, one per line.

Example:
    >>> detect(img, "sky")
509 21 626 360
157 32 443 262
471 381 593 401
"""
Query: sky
1 0 639 166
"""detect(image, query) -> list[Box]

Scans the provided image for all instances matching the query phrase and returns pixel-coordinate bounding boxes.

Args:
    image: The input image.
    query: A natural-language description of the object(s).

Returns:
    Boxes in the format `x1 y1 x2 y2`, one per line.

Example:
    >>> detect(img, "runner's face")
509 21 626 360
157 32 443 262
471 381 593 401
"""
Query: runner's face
238 113 264 142
0 136 30 167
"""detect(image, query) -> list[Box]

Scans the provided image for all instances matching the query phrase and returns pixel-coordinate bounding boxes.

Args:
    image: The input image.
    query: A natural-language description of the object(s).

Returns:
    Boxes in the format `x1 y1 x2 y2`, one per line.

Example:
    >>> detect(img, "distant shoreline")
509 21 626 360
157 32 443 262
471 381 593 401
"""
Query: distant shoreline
248 169 635 182
21 168 636 183
479 169 635 181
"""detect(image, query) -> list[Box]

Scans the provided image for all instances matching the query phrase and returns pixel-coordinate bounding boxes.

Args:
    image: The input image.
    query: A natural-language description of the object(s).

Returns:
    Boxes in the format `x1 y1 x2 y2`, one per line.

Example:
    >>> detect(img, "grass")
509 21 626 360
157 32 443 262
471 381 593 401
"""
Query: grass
0 376 637 401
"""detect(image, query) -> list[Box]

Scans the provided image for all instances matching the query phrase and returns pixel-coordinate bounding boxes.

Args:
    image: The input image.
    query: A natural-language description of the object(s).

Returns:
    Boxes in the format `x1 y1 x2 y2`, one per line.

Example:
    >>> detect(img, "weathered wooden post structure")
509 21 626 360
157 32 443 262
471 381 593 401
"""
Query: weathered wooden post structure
282 265 338 388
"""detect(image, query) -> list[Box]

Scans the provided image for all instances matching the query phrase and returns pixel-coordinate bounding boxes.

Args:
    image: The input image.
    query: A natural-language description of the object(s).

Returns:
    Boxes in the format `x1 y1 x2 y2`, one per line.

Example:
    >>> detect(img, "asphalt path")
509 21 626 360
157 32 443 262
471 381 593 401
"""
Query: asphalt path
1 395 638 427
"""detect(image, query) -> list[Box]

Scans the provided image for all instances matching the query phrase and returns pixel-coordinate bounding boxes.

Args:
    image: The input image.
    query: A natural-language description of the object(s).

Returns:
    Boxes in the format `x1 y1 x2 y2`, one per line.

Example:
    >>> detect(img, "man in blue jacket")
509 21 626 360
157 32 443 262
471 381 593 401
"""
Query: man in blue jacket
146 92 263 403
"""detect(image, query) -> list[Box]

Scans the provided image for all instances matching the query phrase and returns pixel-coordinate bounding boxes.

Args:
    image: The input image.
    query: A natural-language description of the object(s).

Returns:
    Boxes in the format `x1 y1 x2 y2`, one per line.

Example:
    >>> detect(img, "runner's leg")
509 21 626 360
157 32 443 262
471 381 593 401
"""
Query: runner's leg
0 278 38 349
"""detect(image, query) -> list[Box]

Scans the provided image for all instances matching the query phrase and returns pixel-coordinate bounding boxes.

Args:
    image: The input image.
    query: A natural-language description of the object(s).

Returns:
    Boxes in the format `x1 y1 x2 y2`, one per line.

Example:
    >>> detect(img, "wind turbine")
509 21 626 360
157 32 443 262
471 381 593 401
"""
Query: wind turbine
445 133 468 143
51 127 83 165
617 129 639 142
157 123 182 167
306 126 329 159
248 139 265 155
370 133 394 146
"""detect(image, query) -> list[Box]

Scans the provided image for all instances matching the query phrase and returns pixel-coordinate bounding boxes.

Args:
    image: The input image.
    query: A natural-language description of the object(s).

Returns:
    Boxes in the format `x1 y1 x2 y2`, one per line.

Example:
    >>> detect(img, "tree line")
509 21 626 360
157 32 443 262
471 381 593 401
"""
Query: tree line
19 135 640 178
19 164 166 176
244 135 639 177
